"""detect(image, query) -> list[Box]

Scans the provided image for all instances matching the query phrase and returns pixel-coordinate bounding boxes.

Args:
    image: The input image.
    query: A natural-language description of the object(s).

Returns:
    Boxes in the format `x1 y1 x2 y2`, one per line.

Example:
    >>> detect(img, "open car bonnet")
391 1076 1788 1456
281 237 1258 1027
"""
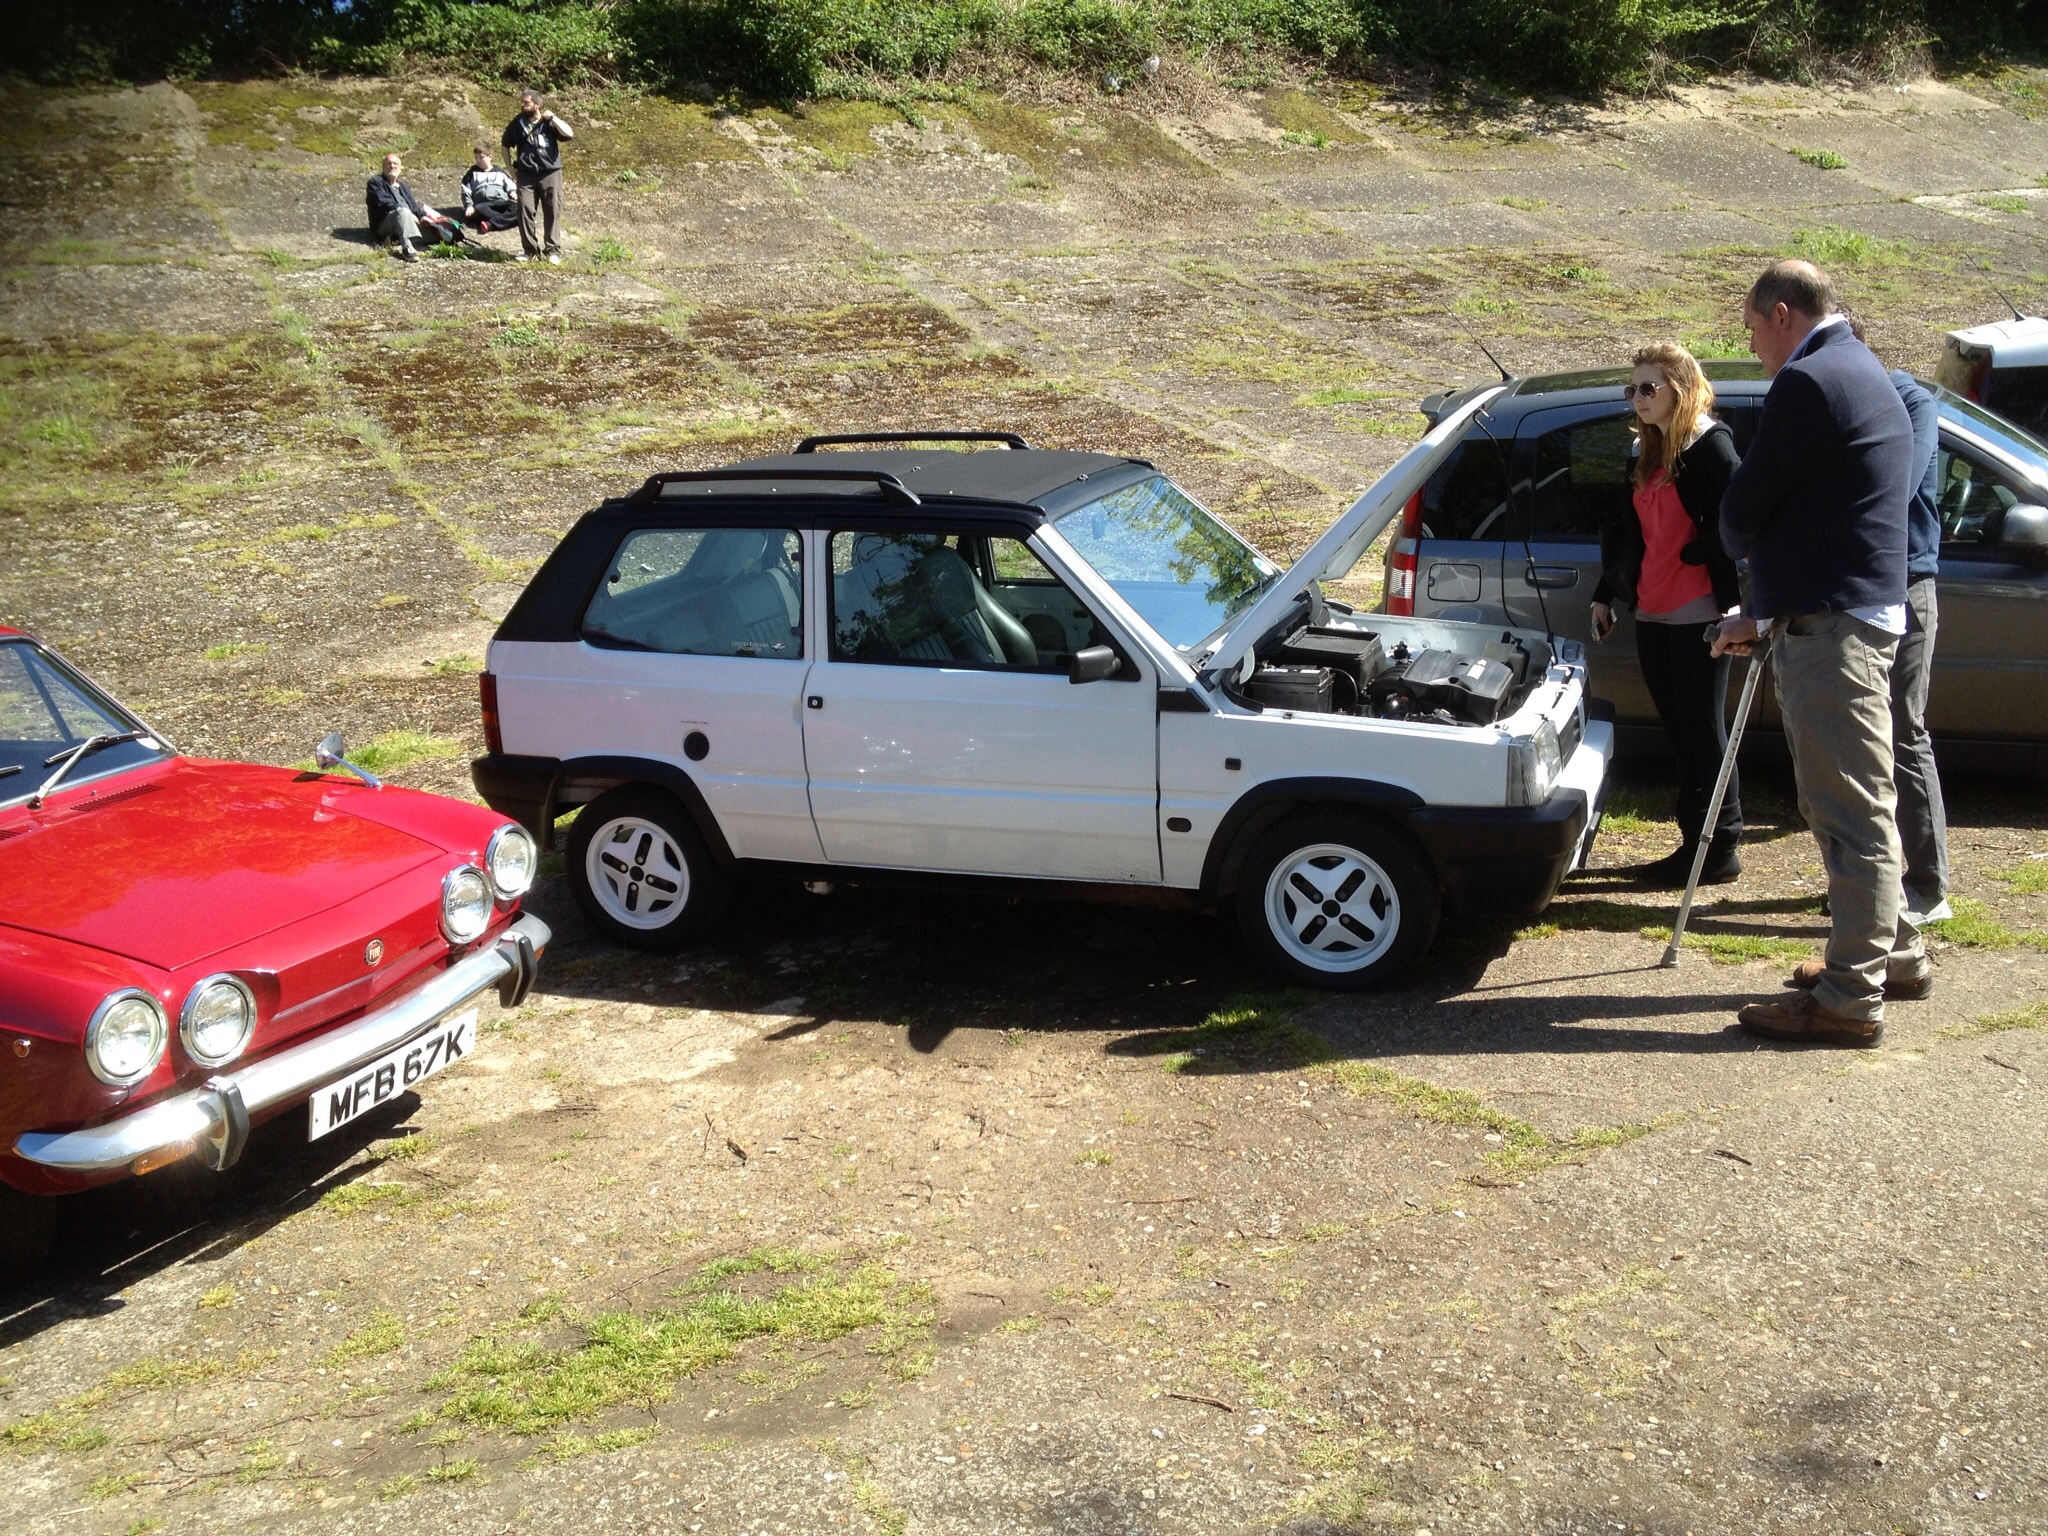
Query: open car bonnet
1201 385 1505 682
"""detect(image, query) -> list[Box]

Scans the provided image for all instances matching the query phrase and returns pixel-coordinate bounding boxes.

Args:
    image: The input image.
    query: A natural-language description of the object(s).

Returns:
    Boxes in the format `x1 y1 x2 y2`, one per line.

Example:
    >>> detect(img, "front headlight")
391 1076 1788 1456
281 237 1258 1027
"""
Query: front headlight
1507 718 1563 806
441 864 492 944
485 824 537 901
181 974 255 1067
87 990 168 1086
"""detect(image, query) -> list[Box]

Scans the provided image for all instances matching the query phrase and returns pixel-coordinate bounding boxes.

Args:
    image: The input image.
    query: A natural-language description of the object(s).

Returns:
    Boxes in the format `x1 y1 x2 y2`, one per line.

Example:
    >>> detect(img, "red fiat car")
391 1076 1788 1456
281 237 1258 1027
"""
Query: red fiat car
0 628 550 1281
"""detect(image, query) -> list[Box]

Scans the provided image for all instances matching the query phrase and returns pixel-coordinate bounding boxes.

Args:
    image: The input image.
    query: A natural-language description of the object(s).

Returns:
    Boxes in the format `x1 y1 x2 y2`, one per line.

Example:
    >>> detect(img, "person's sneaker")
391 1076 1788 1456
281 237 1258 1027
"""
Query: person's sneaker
1784 957 1935 1001
1738 991 1883 1047
513 252 532 262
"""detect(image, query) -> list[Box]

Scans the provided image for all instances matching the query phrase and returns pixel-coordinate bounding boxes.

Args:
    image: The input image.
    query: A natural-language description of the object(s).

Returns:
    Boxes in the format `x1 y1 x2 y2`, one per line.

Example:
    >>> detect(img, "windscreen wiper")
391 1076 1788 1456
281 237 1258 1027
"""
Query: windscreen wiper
0 764 21 780
31 730 147 808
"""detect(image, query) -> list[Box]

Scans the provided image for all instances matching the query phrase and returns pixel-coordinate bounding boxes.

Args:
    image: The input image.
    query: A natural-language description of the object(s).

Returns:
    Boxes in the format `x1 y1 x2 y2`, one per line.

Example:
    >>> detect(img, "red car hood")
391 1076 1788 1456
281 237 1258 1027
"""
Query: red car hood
0 762 442 970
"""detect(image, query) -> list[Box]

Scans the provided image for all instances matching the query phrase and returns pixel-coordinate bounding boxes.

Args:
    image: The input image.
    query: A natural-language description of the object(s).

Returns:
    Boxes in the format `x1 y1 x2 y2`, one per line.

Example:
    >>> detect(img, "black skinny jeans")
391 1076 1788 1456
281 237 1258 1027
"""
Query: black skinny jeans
1635 618 1742 849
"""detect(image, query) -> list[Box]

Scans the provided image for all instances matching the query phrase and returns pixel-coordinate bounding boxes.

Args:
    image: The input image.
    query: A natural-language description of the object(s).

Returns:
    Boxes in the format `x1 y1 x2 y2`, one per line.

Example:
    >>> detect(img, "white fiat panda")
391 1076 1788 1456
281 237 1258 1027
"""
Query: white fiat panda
474 415 1611 989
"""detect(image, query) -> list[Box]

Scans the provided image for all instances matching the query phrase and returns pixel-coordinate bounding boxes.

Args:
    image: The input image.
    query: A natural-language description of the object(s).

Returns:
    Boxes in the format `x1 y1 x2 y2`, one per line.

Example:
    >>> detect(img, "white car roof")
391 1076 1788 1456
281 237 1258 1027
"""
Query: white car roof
1946 314 2048 364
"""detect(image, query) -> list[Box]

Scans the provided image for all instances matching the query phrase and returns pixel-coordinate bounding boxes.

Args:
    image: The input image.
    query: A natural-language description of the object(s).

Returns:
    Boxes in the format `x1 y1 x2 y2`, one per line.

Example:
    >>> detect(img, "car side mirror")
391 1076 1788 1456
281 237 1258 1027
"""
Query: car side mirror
1068 645 1123 684
314 731 382 789
2001 503 2048 559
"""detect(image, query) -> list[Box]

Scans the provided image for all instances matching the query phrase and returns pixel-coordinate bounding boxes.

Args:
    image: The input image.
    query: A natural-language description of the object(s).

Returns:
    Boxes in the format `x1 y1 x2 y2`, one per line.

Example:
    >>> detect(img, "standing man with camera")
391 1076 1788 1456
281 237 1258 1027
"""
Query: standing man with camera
503 87 574 265
1713 259 1927 1048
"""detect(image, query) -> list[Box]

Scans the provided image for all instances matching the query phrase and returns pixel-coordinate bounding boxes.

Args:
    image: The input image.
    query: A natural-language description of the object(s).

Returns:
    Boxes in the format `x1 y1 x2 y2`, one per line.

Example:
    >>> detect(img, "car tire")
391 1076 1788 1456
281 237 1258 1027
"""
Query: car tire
1235 811 1439 991
568 786 730 950
0 1184 58 1287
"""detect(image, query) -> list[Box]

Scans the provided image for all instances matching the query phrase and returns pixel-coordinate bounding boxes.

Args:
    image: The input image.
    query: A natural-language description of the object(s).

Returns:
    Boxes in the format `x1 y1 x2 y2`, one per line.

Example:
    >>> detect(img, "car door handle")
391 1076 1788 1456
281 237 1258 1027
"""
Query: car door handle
1525 565 1580 589
806 696 823 710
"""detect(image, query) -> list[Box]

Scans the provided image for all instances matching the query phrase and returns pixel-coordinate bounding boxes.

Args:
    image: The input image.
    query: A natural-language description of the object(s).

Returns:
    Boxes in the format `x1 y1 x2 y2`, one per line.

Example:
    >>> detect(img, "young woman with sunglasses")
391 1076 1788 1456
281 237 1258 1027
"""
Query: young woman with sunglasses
1590 342 1746 886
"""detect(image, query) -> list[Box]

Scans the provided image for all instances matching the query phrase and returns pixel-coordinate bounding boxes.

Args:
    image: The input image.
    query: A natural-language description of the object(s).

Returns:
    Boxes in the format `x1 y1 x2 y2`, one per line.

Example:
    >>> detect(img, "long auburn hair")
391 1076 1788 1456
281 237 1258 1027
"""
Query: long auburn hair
1631 342 1714 487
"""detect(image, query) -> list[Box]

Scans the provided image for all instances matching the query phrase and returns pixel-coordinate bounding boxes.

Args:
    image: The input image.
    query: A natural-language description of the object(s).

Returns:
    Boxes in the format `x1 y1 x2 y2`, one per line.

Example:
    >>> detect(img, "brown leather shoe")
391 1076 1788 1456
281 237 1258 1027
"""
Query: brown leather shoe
1784 957 1934 1000
1739 991 1883 1047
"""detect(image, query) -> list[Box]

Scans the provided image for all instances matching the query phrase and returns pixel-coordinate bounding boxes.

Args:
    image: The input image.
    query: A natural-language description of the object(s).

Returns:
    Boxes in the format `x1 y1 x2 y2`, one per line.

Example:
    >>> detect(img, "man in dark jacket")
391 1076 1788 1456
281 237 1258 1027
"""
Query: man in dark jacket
502 88 574 264
1715 259 1927 1046
365 153 454 262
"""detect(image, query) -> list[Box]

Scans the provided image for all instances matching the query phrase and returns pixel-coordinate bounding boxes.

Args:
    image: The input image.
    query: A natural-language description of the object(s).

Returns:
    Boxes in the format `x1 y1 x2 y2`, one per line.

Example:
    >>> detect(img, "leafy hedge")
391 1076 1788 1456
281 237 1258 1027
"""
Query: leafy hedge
18 0 2044 98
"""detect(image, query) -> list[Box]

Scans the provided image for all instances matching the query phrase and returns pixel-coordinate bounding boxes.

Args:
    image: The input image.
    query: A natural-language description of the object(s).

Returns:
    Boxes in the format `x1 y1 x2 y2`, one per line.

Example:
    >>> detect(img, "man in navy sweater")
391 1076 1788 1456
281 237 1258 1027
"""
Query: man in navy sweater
1714 260 1927 1046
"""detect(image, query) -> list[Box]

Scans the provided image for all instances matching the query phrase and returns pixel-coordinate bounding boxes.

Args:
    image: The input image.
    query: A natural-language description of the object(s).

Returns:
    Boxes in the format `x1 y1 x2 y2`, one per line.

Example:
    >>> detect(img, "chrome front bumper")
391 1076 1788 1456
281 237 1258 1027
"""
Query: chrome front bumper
13 914 551 1176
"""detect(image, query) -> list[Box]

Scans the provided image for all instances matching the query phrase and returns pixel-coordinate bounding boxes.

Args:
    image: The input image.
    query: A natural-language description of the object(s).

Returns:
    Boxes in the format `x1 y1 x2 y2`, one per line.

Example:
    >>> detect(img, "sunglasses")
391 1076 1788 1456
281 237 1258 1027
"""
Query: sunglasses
1622 381 1666 400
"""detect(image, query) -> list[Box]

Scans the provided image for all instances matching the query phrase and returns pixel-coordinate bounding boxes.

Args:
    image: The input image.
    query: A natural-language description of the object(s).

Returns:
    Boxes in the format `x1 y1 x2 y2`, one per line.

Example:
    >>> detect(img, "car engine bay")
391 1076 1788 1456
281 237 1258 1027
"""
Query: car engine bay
1233 616 1555 728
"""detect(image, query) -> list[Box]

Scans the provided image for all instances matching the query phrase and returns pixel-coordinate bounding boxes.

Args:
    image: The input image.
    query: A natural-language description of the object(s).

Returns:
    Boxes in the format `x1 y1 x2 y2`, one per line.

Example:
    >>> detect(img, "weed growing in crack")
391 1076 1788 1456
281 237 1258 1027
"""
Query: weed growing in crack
1939 1000 2048 1040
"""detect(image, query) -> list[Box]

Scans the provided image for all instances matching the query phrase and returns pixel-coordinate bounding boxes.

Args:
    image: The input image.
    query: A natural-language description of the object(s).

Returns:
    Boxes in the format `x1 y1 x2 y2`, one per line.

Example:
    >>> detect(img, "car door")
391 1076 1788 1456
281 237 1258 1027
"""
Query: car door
1927 432 2048 741
552 523 822 861
801 524 1162 883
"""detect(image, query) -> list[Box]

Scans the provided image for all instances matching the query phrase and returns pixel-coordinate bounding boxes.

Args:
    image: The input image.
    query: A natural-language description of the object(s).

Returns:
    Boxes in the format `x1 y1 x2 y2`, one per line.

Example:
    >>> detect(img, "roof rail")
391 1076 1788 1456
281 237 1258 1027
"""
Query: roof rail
793 430 1031 453
629 468 922 507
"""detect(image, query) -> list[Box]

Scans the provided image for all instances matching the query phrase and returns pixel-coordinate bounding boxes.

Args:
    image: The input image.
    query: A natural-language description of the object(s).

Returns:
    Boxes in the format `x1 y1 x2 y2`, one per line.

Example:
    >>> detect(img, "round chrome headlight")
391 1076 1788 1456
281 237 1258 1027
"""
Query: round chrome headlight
485 824 537 901
87 990 168 1087
441 864 492 944
180 974 255 1067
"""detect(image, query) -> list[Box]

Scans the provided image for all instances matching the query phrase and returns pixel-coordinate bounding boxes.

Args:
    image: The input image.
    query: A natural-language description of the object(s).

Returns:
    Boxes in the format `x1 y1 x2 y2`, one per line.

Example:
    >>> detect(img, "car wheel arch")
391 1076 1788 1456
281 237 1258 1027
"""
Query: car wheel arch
556 755 736 871
1197 776 1430 902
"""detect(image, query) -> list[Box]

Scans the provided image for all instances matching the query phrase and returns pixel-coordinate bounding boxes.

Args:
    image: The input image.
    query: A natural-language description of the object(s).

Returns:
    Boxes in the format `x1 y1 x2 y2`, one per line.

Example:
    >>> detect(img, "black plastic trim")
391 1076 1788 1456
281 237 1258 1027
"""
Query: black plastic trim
1157 687 1210 714
470 752 736 868
631 467 922 506
1407 789 1589 919
1196 777 1428 902
796 431 1030 452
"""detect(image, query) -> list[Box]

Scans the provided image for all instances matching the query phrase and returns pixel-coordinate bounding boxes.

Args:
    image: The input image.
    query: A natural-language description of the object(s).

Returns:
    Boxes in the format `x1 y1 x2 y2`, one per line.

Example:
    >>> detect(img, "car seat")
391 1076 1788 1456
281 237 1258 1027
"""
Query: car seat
834 535 1037 666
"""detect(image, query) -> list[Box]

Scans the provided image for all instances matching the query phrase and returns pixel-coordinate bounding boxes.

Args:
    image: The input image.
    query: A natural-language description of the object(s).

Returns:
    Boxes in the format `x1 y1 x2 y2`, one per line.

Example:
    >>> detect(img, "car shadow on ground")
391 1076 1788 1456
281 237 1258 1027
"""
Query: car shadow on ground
0 1099 427 1348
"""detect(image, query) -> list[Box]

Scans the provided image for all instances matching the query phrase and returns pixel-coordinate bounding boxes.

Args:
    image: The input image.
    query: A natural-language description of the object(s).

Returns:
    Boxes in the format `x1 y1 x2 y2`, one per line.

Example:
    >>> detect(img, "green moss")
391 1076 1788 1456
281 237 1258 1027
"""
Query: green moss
762 99 899 159
1260 89 1372 148
577 95 753 170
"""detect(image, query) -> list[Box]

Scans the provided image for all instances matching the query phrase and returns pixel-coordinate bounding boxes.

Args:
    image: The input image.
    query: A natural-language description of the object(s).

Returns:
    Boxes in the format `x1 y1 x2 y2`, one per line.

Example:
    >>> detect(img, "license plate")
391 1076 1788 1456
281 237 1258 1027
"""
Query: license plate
308 1008 478 1141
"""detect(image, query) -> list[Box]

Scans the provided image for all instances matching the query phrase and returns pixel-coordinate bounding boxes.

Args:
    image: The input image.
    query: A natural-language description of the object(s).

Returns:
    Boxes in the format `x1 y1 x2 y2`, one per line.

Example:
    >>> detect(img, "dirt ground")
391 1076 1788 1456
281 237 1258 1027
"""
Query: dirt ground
3 67 2048 1536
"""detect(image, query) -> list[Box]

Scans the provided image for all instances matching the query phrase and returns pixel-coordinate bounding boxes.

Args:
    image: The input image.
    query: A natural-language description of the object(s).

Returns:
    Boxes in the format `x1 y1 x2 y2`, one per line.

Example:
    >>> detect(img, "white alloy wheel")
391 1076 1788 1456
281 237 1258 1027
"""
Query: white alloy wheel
1262 840 1402 974
584 814 691 930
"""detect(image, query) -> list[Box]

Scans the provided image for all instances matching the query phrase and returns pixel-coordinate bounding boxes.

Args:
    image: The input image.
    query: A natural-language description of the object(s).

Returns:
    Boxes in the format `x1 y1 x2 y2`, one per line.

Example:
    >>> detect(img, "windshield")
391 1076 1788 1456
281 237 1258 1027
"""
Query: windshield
1 641 165 803
1049 475 1281 651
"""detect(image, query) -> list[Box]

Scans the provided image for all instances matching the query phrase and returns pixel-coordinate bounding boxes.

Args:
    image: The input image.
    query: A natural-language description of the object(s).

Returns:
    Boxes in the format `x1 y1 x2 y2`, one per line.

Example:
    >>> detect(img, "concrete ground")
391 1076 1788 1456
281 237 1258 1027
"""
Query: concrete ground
3 66 2047 1536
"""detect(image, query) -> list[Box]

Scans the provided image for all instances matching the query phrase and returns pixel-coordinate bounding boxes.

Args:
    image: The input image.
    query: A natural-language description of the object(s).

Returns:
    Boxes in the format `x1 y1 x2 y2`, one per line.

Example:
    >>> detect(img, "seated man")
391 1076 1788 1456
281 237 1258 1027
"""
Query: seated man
364 153 457 262
459 146 519 232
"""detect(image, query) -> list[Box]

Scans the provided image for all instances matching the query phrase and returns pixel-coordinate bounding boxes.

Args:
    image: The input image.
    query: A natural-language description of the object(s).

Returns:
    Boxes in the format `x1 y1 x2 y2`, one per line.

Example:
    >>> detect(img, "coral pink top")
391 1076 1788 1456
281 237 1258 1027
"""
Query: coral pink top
1633 474 1714 618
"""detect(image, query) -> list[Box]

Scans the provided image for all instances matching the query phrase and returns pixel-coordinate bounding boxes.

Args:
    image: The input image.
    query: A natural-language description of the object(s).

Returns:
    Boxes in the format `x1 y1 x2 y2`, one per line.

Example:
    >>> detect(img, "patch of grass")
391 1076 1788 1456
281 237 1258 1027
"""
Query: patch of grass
1287 1473 1390 1519
1939 1000 2048 1041
1787 225 1909 268
1988 859 2048 895
86 1471 141 1501
197 1284 237 1310
996 1314 1042 1335
340 731 462 777
425 1458 478 1484
1292 383 1394 407
1791 147 1847 169
202 641 266 662
432 1257 932 1434
428 653 481 676
1128 990 1328 1073
1977 194 2028 215
236 1439 285 1482
1300 1222 1349 1242
1554 263 1600 282
1641 927 1814 965
540 1426 658 1461
1280 129 1328 149
324 1311 407 1368
1929 897 2048 952
318 1181 421 1217
1083 1284 1116 1307
1076 1147 1113 1167
1499 194 1547 211
590 236 632 266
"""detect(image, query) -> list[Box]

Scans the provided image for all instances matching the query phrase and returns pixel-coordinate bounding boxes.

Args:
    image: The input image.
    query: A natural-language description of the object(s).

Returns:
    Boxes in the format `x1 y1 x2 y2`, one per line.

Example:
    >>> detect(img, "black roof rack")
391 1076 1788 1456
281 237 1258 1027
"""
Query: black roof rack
628 467 922 507
794 430 1031 453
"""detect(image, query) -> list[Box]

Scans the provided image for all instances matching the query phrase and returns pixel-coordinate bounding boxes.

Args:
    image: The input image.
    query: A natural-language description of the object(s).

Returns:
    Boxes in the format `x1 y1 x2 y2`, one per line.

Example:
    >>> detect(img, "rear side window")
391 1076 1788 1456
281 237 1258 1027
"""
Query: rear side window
581 527 802 657
1984 366 2048 441
1522 414 1633 542
1415 438 1509 540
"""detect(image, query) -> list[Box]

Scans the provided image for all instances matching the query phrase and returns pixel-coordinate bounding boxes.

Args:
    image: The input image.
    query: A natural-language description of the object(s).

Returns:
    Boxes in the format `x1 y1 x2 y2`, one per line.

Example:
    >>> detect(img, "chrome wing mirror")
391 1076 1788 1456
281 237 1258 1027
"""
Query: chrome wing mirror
314 731 383 789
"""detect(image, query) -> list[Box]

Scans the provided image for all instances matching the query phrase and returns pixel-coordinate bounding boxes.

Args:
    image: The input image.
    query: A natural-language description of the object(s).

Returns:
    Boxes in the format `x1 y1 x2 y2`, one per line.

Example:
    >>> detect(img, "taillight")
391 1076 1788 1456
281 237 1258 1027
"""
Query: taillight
1384 491 1421 616
1967 351 1992 403
480 672 503 756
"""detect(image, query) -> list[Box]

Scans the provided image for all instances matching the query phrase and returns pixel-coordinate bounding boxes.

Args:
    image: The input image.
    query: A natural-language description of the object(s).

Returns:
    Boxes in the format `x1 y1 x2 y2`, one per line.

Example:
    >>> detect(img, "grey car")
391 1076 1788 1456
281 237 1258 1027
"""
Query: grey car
1383 363 2048 774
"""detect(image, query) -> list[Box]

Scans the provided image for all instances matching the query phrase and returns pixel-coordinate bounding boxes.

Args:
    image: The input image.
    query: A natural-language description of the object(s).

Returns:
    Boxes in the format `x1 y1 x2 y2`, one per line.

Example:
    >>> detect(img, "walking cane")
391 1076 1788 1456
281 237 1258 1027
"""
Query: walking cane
1659 631 1769 968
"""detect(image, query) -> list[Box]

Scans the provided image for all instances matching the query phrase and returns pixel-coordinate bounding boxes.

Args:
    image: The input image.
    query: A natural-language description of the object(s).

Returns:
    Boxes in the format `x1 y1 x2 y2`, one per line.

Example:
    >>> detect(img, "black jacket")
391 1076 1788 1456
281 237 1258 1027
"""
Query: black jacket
1592 419 1742 612
503 113 564 180
365 174 428 227
1720 322 1912 619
